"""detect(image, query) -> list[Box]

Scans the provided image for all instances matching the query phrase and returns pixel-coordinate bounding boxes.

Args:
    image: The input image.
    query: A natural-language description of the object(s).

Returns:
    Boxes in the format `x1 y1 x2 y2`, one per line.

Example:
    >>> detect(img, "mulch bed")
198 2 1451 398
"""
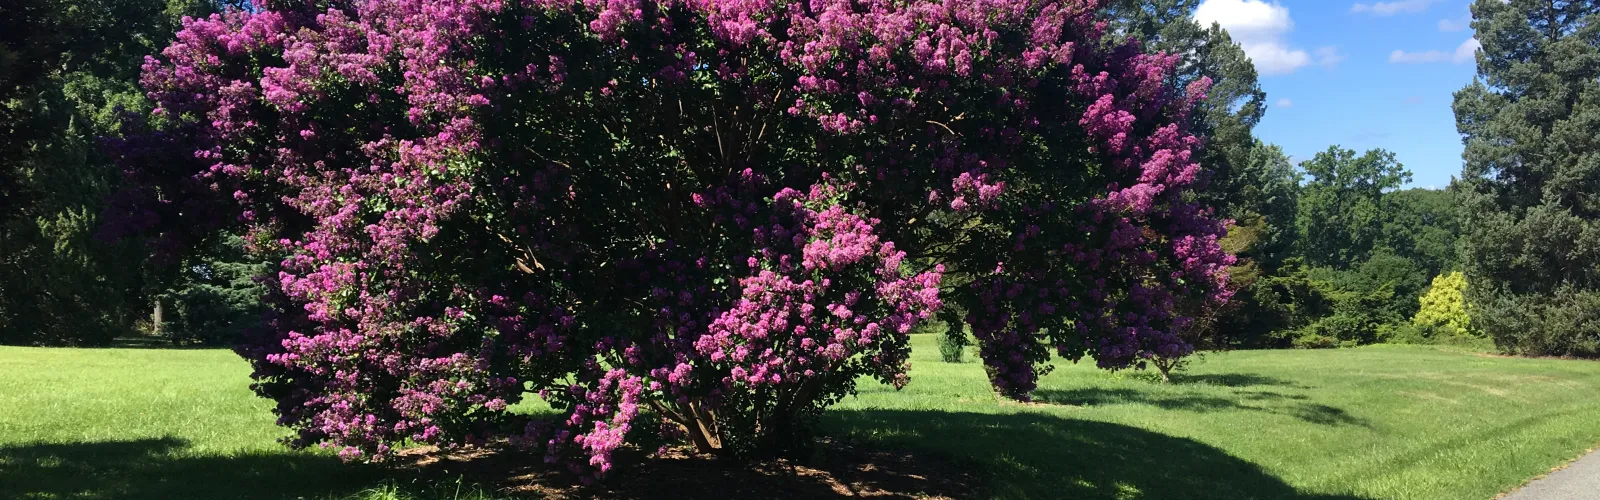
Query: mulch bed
401 440 982 499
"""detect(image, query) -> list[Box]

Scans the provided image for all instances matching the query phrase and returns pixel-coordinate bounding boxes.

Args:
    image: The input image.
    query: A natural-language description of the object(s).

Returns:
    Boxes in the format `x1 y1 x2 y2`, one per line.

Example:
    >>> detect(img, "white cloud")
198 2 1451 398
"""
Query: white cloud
1389 38 1480 64
1389 49 1448 63
1351 0 1438 15
1315 46 1346 69
1438 17 1469 32
1456 37 1483 62
1276 98 1293 108
1194 0 1316 76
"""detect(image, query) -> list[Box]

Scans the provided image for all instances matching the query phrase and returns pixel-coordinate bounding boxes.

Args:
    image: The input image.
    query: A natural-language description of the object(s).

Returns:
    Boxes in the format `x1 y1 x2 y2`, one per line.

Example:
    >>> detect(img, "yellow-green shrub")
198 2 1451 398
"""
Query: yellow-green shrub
1412 272 1475 336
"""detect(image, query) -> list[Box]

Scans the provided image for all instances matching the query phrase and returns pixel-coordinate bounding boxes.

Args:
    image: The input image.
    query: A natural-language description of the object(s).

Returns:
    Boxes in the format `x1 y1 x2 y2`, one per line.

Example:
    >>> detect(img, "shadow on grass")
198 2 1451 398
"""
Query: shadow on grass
827 410 1373 500
0 435 981 499
0 413 1370 499
0 437 387 499
105 336 225 349
1031 388 1367 427
415 440 982 499
1173 373 1303 388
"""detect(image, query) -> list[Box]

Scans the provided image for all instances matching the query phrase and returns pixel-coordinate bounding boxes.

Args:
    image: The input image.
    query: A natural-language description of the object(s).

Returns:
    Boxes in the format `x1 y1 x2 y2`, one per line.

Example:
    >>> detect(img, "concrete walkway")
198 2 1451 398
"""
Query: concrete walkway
1500 450 1600 500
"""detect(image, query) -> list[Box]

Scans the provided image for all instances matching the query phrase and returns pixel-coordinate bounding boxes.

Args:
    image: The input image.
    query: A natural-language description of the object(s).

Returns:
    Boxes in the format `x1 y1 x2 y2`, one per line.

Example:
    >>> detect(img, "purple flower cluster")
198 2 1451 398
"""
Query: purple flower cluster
107 0 1234 477
697 185 943 393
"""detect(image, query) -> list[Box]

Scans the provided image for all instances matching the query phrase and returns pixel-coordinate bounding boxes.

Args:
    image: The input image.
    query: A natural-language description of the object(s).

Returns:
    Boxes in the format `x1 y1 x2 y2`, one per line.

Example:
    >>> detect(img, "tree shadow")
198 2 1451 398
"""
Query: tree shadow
405 437 983 499
826 410 1373 500
1172 373 1304 389
104 336 225 350
0 434 981 500
0 437 387 499
1032 388 1367 427
0 413 1367 499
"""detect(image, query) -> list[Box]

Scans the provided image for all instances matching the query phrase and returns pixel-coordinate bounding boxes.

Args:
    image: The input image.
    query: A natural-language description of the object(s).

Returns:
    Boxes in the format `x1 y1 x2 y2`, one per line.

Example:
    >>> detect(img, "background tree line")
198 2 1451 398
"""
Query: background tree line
2 0 1595 361
1100 0 1476 354
0 0 262 346
1087 0 1596 356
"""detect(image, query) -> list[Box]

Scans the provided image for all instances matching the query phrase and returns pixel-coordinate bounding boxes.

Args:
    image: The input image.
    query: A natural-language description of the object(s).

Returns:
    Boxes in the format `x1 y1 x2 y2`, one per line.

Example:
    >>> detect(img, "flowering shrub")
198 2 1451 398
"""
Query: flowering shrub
106 0 1233 477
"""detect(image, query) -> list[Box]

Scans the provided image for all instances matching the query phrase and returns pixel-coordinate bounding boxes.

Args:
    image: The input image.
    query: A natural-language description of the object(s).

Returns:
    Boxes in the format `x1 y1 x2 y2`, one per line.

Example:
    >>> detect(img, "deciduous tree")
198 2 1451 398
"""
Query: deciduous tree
109 0 1234 474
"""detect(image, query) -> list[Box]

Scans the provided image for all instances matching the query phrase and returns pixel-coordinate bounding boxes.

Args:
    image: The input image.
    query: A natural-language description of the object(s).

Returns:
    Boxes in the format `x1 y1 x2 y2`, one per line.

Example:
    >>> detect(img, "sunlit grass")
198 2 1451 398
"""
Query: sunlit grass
2 337 1598 499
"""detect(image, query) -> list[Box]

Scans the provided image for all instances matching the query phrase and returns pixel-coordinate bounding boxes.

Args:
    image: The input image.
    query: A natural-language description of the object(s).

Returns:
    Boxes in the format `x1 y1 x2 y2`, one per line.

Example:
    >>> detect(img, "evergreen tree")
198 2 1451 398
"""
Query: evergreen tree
161 235 267 346
1413 271 1476 336
1453 0 1600 357
1235 141 1302 271
0 0 217 344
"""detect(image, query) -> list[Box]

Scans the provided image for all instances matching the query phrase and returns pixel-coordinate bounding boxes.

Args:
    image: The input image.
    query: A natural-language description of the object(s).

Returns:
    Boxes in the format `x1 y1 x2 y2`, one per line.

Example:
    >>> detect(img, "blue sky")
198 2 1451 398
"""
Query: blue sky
1192 0 1482 189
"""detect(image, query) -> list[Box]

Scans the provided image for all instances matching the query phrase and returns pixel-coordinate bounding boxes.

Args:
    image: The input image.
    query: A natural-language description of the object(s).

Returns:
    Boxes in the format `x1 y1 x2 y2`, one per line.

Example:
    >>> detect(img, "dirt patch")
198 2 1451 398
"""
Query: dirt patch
1374 372 1526 399
1398 391 1461 404
400 440 982 499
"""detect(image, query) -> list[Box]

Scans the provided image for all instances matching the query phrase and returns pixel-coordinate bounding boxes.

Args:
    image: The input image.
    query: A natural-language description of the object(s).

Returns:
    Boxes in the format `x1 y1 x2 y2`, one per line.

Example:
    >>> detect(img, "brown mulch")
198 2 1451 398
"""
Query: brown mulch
399 440 983 499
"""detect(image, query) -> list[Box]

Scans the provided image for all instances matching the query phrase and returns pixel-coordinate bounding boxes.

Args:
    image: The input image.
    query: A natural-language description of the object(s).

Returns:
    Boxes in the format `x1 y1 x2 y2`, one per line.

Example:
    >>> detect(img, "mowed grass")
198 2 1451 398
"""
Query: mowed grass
2 337 1599 499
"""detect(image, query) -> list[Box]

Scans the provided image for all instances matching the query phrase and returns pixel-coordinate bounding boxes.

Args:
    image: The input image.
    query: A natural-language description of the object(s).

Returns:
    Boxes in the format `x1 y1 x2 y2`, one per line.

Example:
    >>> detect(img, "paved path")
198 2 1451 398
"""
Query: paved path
1500 450 1600 500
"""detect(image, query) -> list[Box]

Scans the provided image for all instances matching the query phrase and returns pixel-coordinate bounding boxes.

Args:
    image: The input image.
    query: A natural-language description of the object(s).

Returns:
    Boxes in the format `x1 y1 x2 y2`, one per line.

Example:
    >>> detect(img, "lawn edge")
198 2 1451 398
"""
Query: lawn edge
1492 443 1600 500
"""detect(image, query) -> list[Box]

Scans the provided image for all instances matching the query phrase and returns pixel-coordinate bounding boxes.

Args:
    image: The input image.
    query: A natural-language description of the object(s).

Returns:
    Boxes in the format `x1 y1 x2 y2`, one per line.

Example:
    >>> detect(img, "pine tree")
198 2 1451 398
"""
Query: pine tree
1452 0 1600 356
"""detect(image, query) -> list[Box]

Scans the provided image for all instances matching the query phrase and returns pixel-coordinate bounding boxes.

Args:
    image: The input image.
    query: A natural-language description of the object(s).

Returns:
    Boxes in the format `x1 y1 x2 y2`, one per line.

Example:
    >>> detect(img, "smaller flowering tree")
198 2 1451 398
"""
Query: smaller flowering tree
107 0 1233 477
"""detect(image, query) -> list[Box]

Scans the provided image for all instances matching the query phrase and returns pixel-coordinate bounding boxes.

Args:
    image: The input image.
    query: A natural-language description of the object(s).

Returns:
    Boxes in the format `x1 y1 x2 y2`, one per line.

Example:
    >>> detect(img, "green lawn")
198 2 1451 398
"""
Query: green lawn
2 337 1599 499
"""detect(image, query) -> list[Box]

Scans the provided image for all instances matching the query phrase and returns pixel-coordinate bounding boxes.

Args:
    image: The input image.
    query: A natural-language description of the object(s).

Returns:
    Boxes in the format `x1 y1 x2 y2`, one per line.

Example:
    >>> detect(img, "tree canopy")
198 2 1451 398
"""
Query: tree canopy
108 0 1234 474
1453 0 1600 356
0 0 219 344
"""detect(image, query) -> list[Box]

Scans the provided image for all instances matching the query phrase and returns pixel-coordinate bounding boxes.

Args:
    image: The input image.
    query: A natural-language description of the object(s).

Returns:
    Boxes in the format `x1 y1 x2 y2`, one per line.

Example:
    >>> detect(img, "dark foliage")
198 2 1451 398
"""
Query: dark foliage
1453 0 1600 357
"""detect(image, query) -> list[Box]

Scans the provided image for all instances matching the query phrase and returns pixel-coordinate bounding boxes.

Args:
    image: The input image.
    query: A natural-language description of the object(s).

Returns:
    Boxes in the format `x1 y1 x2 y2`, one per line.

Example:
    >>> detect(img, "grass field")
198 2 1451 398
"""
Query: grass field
2 336 1599 499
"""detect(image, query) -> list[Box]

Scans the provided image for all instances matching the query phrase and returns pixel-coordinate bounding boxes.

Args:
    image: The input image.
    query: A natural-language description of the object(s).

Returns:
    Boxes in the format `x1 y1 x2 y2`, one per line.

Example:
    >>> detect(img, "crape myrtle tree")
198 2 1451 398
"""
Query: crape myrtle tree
106 0 1234 476
1453 0 1600 357
1102 0 1287 356
1102 0 1266 227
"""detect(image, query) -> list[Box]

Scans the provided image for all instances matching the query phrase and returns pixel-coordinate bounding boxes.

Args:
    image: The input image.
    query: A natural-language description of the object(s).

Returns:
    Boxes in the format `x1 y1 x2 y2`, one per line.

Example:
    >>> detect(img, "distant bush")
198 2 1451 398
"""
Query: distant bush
1411 272 1475 337
1291 332 1339 349
1474 286 1600 358
934 308 970 363
1285 265 1400 348
159 236 267 346
939 328 969 364
1387 322 1495 350
1386 272 1479 348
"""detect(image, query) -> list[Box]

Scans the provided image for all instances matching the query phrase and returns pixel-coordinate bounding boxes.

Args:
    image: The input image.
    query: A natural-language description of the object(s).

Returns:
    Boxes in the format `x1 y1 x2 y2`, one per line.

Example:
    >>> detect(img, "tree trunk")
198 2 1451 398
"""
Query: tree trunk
151 298 164 336
1154 358 1174 383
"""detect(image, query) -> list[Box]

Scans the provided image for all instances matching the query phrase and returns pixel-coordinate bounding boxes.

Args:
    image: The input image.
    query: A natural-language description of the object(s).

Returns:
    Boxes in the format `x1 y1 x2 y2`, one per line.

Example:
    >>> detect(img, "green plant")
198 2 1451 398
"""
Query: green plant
1476 286 1600 358
1411 271 1475 337
1454 0 1600 358
939 327 970 364
1292 332 1340 350
110 0 1235 473
161 235 267 346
